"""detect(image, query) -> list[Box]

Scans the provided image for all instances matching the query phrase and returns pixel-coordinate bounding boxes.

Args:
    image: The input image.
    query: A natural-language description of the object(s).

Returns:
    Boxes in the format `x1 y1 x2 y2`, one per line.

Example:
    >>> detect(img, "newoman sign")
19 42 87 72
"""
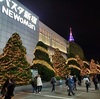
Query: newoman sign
1 0 38 30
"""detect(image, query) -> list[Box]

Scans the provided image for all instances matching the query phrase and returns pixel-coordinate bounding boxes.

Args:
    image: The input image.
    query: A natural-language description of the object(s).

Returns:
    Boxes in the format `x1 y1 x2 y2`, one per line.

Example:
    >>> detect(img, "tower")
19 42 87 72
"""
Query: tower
68 27 74 42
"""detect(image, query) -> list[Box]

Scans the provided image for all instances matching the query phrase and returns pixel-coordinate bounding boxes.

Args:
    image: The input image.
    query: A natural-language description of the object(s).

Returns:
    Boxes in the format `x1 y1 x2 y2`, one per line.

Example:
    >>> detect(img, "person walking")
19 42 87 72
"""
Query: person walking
1 78 9 98
67 75 75 96
84 76 90 92
37 74 43 94
31 76 38 94
65 75 68 86
92 75 99 90
50 76 57 92
4 78 15 99
73 75 77 90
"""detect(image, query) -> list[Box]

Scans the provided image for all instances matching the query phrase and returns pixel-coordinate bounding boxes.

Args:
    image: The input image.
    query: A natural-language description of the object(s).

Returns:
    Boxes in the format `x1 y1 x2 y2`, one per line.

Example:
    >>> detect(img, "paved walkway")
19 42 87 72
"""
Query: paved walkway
13 83 100 99
0 81 100 99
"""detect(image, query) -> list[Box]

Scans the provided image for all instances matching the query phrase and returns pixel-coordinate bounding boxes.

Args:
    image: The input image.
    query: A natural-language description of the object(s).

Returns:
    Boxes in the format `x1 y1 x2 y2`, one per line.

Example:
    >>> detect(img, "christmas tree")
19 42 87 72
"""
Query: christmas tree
90 59 98 74
66 57 80 76
75 55 90 76
52 48 68 77
0 33 32 85
31 41 55 81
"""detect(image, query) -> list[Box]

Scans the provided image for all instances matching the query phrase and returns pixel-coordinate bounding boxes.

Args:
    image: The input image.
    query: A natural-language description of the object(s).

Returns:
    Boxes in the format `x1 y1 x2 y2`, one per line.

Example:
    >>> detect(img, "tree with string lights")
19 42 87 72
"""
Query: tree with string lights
52 48 68 77
0 33 32 85
31 41 55 81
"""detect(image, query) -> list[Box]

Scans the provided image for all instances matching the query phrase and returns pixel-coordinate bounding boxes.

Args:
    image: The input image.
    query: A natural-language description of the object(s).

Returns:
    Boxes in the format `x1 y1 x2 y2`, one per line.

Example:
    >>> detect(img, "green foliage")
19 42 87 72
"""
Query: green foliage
69 68 80 77
32 41 54 82
67 53 75 58
68 42 84 59
33 64 55 81
34 50 51 65
68 59 80 67
84 63 90 69
66 58 80 76
36 41 47 49
55 76 62 80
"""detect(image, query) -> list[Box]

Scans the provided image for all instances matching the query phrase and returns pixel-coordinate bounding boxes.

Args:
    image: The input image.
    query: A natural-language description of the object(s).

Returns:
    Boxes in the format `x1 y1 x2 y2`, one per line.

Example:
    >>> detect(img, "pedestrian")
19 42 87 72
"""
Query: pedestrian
84 76 90 92
50 75 57 92
92 75 99 90
73 75 77 90
65 75 68 86
31 76 38 94
65 75 69 91
67 75 75 96
78 75 82 86
1 78 9 98
4 78 15 99
37 74 43 93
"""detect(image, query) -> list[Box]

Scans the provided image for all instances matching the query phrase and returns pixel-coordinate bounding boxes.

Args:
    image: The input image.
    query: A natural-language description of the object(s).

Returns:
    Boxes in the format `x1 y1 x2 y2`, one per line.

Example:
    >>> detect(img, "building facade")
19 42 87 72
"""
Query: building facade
39 21 68 59
0 0 68 65
0 0 39 64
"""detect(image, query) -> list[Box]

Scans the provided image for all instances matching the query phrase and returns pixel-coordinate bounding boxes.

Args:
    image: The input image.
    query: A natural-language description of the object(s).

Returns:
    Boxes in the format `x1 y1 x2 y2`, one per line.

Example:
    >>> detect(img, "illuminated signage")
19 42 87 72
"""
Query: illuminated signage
1 0 38 30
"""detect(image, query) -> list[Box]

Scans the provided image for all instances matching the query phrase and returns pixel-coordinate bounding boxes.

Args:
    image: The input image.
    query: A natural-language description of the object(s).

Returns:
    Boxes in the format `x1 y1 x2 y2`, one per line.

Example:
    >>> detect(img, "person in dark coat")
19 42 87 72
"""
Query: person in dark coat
31 76 38 93
65 75 68 86
73 75 77 90
92 75 99 90
67 75 75 96
1 78 9 98
4 78 15 99
50 76 57 92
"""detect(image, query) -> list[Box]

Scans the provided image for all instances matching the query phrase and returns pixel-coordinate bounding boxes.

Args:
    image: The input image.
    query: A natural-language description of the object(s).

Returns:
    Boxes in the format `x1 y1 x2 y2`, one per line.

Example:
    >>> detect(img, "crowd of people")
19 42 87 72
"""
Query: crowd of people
64 74 100 96
0 74 100 98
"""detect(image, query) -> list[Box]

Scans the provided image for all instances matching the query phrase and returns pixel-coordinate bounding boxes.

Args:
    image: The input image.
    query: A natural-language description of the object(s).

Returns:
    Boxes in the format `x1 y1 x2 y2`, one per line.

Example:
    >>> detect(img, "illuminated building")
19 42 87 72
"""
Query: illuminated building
0 0 68 64
39 22 68 59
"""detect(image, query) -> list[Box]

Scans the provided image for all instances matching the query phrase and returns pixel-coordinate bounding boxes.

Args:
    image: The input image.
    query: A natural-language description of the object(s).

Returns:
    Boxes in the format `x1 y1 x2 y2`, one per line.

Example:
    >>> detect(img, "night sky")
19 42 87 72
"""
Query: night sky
18 0 100 62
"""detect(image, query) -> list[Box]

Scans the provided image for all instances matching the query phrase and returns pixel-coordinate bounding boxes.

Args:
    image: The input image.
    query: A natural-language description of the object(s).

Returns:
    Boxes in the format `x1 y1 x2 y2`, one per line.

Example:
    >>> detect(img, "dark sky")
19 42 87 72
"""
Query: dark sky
18 0 100 62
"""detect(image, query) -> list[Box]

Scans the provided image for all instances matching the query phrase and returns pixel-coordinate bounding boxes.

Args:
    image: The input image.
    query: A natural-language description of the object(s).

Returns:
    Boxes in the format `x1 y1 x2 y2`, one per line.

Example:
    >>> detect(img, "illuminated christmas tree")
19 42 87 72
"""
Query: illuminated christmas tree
66 57 80 76
0 33 32 85
31 41 55 81
75 55 90 76
52 48 68 77
90 59 98 74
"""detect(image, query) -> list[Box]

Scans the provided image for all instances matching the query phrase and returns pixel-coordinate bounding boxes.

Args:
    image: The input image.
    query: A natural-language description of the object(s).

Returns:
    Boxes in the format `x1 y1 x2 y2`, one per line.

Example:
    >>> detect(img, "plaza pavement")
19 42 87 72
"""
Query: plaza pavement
0 81 100 99
13 82 100 99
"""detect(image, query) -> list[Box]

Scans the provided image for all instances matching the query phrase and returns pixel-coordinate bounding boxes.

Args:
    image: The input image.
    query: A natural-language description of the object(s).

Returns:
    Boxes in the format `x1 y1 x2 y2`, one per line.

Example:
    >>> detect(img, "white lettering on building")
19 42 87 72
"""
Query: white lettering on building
1 0 37 30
